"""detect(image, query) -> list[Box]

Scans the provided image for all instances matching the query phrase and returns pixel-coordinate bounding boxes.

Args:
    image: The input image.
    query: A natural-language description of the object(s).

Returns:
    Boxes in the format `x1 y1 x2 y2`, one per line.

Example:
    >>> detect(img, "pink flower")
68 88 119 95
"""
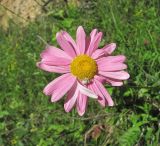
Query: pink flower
37 26 130 116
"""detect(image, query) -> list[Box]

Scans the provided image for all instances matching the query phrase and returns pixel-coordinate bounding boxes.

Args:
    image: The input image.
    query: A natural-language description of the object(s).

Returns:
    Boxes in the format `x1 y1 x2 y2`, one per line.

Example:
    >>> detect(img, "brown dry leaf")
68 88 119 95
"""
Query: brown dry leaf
84 124 104 145
91 125 102 140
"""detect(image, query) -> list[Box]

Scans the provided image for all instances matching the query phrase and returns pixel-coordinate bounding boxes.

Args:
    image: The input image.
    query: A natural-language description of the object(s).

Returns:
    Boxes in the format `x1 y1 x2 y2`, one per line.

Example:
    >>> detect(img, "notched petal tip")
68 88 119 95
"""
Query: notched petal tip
77 26 85 35
106 96 114 106
40 45 52 58
77 25 84 30
60 30 69 37
126 72 130 79
112 82 123 86
51 97 56 102
98 32 103 37
43 88 50 96
121 55 126 62
108 102 114 106
90 29 98 37
115 55 126 63
64 109 70 113
64 102 74 113
36 62 39 67
123 64 128 69
121 71 130 80
110 43 116 51
97 97 106 107
103 43 117 55
78 111 85 116
36 62 41 68
56 32 61 38
51 99 54 103
111 43 116 47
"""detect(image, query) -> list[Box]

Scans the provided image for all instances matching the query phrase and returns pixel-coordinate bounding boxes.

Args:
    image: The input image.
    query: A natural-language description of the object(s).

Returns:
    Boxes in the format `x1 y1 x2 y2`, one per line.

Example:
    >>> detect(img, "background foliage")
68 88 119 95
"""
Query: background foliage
0 0 160 145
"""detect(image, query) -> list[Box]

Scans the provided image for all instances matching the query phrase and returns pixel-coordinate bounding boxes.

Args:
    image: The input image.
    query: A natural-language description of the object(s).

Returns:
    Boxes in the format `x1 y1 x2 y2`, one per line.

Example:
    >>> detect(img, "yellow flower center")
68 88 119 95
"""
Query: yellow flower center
70 55 97 80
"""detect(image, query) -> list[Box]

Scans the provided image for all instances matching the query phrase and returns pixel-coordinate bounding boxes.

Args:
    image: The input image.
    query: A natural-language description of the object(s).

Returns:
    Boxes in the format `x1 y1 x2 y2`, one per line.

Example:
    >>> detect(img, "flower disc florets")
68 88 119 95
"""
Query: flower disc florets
70 55 97 80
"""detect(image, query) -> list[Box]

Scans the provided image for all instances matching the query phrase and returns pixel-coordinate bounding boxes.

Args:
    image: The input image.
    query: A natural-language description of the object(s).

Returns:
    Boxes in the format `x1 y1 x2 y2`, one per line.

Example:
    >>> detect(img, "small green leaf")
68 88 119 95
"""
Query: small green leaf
0 111 9 118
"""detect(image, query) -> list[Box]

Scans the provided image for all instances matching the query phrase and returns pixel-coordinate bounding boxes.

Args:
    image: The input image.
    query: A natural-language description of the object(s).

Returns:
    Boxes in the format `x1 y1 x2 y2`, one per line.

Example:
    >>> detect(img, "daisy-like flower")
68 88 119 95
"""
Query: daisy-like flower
37 26 130 116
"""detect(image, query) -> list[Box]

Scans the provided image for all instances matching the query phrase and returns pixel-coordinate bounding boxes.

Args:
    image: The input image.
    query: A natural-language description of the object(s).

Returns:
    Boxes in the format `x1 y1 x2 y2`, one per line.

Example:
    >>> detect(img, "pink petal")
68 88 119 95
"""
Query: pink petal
56 32 76 58
43 74 76 100
41 58 71 66
91 43 117 59
85 29 97 54
76 92 88 116
105 78 123 86
99 71 130 80
88 83 106 107
76 26 86 54
61 31 78 55
37 62 70 73
94 75 106 83
92 32 103 52
64 82 79 112
96 55 126 64
98 62 127 71
95 75 123 86
85 37 91 53
87 32 103 55
38 45 71 72
40 45 72 60
77 82 98 99
91 49 105 59
90 29 98 38
94 79 114 106
102 43 116 55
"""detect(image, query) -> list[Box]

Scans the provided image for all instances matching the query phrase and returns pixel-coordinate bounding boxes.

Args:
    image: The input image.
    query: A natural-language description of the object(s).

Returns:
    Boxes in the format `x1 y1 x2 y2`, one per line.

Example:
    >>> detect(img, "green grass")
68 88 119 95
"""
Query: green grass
0 0 160 145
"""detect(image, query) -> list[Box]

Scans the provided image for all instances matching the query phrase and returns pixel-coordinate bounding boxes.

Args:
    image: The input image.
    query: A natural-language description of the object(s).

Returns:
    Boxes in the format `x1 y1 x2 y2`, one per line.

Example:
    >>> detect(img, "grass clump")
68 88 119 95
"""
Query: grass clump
0 0 159 145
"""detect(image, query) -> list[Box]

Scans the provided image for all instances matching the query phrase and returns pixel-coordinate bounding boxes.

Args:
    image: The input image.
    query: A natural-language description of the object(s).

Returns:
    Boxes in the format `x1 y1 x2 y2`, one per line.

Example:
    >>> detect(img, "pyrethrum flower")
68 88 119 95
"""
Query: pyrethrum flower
37 26 130 116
